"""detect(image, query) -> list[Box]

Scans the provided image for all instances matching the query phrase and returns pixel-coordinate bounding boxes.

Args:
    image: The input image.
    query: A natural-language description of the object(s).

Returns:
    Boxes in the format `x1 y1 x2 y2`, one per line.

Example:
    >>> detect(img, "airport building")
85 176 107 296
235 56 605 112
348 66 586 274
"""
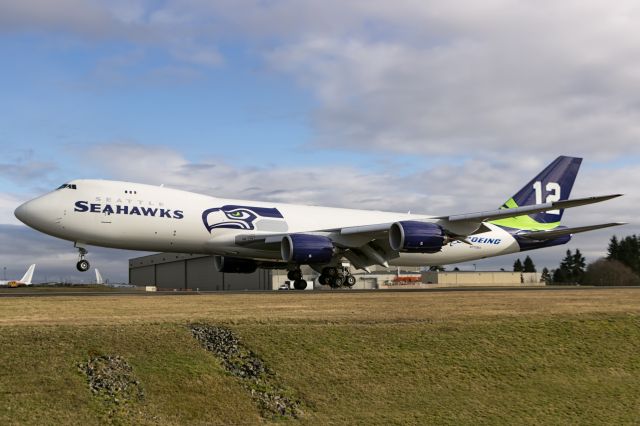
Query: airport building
129 253 272 291
128 253 543 291
129 253 424 291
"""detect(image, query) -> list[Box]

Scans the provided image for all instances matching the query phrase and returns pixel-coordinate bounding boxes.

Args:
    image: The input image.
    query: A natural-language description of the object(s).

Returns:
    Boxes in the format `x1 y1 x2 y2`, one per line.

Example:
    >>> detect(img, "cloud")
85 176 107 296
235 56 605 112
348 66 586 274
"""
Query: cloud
82 141 635 224
5 1 640 151
0 0 116 37
0 192 25 225
268 27 640 158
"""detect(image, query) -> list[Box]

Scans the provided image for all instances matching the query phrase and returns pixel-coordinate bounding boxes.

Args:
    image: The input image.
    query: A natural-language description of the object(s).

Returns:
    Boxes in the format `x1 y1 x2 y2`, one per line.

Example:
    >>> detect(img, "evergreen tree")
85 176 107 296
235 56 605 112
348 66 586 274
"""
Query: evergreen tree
553 249 577 284
552 268 565 284
513 259 523 272
523 256 536 273
572 249 586 283
540 267 551 284
607 235 620 260
608 235 640 275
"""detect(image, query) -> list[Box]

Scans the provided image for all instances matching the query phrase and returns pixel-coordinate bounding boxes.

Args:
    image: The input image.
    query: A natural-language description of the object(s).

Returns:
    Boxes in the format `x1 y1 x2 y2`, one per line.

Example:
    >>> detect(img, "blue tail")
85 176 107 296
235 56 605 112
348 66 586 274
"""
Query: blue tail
491 156 582 231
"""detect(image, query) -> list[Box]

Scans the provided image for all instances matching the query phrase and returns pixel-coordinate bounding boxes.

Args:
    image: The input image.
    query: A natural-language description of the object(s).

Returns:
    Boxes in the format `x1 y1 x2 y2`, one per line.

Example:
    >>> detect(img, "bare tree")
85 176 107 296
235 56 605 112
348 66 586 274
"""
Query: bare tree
582 258 640 286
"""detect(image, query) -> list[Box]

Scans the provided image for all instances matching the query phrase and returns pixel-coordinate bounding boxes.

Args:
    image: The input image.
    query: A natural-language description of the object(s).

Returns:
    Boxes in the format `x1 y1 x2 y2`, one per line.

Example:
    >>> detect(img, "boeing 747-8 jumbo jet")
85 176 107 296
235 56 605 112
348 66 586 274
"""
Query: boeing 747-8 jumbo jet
14 156 624 289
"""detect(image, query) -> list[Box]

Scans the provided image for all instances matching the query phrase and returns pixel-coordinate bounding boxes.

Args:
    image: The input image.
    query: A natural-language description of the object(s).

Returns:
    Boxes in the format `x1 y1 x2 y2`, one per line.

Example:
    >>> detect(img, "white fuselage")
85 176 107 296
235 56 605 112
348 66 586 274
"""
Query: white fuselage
14 180 521 267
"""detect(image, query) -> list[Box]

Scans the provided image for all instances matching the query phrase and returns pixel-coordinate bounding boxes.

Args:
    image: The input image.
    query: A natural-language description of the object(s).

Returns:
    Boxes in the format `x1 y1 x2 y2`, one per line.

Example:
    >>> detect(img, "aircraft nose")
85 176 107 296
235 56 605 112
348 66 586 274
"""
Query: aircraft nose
14 197 51 230
14 200 31 224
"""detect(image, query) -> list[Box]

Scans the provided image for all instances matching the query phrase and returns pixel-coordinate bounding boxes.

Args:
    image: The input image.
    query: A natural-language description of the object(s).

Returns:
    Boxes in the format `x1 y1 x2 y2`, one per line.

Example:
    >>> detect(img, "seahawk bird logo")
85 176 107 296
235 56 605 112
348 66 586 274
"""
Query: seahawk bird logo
202 205 284 232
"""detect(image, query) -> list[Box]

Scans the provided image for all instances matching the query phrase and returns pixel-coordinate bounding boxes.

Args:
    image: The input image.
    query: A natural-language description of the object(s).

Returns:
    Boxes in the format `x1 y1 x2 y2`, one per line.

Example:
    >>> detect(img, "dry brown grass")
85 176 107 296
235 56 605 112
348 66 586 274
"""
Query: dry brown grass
1 289 639 326
2 289 640 424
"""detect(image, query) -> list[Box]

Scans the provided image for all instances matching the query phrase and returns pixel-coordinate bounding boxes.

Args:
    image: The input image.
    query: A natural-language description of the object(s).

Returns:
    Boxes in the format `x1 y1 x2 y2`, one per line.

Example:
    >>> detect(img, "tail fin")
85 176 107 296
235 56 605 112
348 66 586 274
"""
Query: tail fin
95 269 104 285
20 264 36 285
491 156 582 231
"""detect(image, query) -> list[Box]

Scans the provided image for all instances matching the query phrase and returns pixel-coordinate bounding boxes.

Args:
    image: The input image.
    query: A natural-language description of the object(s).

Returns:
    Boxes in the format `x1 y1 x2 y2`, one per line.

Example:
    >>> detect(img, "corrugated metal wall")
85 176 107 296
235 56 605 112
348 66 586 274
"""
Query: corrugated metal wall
157 262 186 289
129 254 272 291
186 257 221 291
129 265 155 286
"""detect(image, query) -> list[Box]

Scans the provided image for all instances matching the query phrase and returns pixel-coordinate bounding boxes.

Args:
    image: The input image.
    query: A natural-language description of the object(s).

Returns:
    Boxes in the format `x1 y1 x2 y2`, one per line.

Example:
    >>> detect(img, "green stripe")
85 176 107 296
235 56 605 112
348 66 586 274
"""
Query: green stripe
489 198 560 231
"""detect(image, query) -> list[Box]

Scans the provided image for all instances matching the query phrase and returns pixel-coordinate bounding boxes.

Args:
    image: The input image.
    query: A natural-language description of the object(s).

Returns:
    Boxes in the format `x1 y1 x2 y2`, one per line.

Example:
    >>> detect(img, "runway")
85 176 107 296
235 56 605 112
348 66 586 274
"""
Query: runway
1 285 638 298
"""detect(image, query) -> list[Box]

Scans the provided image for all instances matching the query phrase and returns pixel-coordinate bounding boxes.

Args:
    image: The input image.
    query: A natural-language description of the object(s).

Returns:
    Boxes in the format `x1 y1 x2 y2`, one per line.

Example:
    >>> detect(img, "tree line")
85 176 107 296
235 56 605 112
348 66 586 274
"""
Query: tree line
514 235 640 286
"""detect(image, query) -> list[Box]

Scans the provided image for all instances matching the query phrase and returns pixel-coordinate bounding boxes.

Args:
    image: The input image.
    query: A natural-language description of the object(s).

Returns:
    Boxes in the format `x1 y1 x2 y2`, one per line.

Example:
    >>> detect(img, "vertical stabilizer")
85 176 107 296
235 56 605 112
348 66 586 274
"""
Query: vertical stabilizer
20 264 36 285
95 269 104 285
491 156 582 231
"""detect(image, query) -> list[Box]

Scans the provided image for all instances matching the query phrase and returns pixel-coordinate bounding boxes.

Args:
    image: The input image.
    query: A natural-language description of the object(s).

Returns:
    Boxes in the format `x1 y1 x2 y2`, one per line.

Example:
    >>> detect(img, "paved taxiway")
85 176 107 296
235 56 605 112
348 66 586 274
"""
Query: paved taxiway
1 286 638 298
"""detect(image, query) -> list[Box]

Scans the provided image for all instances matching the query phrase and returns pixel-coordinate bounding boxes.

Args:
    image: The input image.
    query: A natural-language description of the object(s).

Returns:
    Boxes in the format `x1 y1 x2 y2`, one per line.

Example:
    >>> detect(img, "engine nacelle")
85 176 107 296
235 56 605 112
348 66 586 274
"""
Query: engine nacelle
389 221 446 253
281 234 334 264
214 256 258 274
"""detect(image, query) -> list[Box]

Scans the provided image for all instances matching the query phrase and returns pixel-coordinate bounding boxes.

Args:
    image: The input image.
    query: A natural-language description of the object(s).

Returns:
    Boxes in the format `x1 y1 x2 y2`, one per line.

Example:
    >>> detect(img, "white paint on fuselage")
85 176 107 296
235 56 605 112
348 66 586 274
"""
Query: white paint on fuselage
15 179 520 266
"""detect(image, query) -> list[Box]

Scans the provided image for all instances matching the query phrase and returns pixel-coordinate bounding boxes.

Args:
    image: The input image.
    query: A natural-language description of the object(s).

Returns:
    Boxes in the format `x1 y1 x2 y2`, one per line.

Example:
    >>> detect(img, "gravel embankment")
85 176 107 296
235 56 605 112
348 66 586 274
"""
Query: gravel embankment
190 324 302 419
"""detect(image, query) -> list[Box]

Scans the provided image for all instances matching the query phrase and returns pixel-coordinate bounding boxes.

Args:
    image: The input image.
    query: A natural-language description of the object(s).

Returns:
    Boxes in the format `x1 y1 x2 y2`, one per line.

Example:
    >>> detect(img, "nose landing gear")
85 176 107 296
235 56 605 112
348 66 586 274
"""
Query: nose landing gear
75 244 90 272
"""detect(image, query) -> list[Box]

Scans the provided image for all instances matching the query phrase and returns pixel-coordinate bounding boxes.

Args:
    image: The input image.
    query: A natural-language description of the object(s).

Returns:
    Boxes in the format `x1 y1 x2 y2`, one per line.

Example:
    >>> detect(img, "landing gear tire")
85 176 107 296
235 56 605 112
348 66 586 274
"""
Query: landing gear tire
75 244 90 273
319 275 329 285
293 279 308 290
325 267 338 277
287 269 303 281
77 259 90 272
330 276 343 288
344 275 356 287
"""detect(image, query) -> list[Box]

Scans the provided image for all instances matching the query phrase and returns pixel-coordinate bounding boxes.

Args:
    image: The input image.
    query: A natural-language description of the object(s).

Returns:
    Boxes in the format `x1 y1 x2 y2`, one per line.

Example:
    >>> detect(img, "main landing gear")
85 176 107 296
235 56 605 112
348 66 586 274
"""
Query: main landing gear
287 265 356 290
287 268 308 290
318 266 356 289
75 244 90 272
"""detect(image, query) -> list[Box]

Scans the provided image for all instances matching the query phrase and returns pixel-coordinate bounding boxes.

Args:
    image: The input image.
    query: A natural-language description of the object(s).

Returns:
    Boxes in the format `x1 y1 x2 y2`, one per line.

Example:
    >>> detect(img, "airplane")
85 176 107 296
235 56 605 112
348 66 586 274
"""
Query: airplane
0 264 36 287
14 156 624 290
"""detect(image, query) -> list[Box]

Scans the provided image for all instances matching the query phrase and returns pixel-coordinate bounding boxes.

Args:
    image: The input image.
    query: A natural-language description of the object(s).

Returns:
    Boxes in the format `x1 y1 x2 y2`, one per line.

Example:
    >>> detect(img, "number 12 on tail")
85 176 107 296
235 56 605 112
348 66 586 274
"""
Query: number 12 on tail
533 181 561 215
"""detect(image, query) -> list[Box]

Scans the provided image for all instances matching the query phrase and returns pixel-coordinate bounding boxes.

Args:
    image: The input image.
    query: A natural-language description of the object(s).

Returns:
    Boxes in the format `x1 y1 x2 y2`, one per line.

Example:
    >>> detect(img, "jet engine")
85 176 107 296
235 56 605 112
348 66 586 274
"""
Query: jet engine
389 221 446 253
281 234 334 264
214 255 258 273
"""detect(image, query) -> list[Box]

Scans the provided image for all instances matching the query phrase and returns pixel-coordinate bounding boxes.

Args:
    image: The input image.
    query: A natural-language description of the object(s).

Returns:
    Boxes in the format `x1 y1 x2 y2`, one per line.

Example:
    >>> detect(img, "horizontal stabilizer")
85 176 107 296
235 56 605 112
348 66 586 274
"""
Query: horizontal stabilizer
519 222 626 240
441 194 623 224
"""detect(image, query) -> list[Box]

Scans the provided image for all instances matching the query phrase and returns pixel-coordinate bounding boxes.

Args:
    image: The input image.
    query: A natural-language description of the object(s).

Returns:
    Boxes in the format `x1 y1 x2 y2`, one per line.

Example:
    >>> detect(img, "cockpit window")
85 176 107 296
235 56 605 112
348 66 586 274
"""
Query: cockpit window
56 183 77 190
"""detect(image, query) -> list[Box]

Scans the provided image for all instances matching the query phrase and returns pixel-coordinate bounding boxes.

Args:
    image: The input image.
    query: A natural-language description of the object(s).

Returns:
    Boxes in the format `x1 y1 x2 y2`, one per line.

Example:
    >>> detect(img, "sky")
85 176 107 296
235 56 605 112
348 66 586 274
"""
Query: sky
0 0 638 283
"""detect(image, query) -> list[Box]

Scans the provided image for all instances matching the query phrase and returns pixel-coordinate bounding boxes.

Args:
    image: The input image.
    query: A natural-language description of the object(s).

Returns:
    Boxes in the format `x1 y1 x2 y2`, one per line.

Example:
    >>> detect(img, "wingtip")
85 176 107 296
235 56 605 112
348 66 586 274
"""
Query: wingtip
596 193 624 200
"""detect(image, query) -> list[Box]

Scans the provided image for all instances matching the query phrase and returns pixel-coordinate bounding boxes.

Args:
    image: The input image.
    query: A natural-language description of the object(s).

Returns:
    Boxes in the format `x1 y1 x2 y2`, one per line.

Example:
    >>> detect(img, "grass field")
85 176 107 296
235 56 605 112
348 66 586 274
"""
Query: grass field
1 289 639 424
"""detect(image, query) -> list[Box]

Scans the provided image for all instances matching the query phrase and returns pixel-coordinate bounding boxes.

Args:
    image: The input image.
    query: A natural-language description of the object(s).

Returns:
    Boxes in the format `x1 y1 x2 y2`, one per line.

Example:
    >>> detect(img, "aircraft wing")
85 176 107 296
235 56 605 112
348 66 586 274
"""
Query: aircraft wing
233 193 623 269
431 194 622 236
517 223 626 240
335 194 623 238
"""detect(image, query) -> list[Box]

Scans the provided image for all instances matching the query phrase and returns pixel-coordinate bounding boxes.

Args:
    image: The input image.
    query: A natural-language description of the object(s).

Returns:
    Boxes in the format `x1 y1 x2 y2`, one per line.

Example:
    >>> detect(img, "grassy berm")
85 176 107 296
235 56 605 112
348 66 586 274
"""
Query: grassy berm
0 289 639 424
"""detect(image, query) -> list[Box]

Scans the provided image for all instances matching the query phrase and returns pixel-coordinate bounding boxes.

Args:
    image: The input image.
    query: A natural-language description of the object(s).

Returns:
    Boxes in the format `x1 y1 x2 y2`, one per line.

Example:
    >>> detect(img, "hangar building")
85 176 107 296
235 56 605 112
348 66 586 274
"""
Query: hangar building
128 253 422 291
129 253 272 291
128 253 542 291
